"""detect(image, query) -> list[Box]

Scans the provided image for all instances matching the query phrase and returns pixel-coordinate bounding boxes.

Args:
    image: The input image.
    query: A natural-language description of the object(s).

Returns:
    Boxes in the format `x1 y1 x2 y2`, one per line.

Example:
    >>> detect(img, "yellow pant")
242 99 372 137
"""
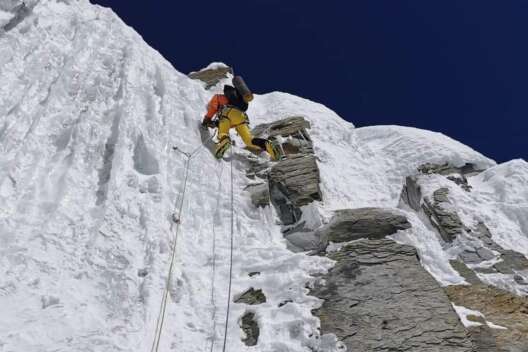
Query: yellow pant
218 107 260 151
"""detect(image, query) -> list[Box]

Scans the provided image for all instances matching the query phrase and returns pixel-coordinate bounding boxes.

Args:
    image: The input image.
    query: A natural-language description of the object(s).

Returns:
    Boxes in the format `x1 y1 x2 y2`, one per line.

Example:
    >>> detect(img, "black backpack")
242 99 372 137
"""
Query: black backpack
223 85 248 112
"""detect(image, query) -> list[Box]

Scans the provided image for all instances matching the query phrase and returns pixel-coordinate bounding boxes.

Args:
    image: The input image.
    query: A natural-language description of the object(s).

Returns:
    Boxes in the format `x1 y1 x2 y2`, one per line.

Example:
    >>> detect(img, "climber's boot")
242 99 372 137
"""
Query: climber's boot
215 136 231 159
265 140 282 161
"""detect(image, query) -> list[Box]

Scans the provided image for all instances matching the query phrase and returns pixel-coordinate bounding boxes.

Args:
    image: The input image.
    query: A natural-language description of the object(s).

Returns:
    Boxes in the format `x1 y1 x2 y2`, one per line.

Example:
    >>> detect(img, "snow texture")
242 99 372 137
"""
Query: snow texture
1 0 527 351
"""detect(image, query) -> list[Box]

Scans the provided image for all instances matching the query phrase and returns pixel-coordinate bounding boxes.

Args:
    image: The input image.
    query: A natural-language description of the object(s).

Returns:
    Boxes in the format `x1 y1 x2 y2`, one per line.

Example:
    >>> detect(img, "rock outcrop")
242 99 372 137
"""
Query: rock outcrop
422 187 467 242
235 288 267 305
188 64 233 89
312 239 474 352
317 208 411 247
247 116 322 227
240 312 259 346
446 284 528 352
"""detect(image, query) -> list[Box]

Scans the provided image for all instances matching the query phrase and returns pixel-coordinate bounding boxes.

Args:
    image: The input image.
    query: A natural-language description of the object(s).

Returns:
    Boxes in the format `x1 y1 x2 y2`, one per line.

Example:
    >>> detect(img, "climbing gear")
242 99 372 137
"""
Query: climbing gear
154 130 238 352
232 75 254 103
215 136 232 159
223 85 248 112
205 94 231 120
222 150 236 352
151 137 213 352
265 140 281 161
202 117 218 129
208 162 225 352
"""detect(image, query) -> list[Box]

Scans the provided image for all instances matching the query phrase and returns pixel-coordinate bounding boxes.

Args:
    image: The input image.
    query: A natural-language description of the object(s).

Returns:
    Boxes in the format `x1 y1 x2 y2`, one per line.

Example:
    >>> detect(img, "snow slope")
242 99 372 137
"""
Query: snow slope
0 1 332 351
1 0 527 351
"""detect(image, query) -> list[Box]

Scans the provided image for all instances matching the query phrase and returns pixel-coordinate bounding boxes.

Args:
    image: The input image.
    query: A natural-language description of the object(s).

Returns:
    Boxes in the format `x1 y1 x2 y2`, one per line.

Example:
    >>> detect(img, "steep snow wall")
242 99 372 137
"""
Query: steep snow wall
0 1 333 351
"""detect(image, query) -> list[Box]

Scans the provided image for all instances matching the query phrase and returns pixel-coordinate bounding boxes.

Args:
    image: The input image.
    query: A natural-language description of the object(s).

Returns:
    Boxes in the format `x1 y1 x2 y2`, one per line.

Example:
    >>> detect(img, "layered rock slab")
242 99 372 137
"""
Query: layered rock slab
446 284 528 352
312 239 474 352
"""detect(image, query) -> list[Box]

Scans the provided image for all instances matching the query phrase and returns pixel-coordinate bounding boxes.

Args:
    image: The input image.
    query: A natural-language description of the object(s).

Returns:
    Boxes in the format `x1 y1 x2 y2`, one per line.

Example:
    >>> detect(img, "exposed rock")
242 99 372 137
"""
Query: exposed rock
474 222 503 252
447 175 472 192
400 175 422 211
240 312 259 346
318 208 411 247
252 116 311 140
312 239 473 352
446 284 528 352
268 178 303 225
467 326 500 352
450 260 482 285
470 222 528 275
2 1 32 32
188 65 233 89
422 187 466 242
278 299 293 308
235 288 266 305
494 250 528 275
459 250 482 264
418 162 482 176
268 154 321 225
248 116 322 229
284 229 320 252
269 154 321 206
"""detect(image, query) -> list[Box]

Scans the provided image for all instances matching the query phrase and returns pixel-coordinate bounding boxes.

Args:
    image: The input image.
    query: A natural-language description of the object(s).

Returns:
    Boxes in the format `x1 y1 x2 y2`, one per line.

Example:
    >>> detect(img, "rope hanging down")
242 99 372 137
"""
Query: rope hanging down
151 136 212 352
208 162 225 352
221 151 236 352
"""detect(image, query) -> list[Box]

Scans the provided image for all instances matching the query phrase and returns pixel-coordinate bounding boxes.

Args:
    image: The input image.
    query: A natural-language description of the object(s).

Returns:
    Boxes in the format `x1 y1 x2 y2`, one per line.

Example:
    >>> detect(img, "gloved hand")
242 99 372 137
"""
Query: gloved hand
201 117 212 128
202 117 218 128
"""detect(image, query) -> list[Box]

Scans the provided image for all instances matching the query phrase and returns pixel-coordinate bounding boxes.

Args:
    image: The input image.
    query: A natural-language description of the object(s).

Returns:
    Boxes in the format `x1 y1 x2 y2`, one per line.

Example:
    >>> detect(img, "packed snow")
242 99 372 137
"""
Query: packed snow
1 0 527 351
452 304 508 330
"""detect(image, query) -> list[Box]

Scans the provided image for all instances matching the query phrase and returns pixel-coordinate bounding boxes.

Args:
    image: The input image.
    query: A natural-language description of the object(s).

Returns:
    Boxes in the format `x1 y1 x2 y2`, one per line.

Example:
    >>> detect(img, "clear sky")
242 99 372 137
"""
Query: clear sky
91 0 527 162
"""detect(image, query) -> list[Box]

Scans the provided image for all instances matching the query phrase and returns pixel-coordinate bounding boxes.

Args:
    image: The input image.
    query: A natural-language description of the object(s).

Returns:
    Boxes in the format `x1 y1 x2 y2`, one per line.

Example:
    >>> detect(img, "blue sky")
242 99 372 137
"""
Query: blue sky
92 0 527 162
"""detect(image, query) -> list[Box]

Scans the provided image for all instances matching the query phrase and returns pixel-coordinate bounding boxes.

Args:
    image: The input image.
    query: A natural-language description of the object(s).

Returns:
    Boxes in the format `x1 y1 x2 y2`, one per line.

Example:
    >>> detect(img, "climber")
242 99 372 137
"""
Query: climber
201 77 279 160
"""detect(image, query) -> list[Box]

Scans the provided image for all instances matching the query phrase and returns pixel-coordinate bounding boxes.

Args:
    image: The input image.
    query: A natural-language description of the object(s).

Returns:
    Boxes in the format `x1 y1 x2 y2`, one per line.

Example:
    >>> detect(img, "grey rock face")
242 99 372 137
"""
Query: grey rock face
252 116 311 139
467 326 500 352
494 250 528 275
2 1 32 32
422 188 466 242
247 116 322 228
269 154 321 208
240 312 259 346
319 208 411 247
312 239 473 352
188 65 233 89
449 260 482 285
235 288 266 305
418 162 482 176
400 176 422 211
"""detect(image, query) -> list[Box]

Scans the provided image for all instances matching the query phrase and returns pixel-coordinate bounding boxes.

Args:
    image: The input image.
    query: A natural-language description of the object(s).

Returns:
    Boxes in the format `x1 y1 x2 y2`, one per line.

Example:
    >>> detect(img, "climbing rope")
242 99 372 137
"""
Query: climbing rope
150 156 191 352
150 132 214 352
221 151 236 352
208 163 225 352
151 129 236 352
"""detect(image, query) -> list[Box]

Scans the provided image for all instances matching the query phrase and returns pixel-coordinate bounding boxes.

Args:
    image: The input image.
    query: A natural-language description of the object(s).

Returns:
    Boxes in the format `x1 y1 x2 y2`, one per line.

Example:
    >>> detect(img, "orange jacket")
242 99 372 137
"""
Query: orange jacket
205 94 230 120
